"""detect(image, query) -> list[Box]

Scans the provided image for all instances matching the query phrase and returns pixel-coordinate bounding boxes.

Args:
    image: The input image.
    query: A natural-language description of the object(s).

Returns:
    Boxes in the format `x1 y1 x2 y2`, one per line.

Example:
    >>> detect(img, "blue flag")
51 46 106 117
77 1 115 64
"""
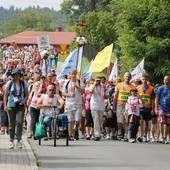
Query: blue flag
58 47 83 78
82 59 93 79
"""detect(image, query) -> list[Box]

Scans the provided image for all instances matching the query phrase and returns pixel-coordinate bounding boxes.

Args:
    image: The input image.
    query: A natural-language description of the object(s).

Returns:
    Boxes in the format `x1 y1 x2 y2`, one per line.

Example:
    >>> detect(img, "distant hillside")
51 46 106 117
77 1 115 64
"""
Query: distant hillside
0 6 67 36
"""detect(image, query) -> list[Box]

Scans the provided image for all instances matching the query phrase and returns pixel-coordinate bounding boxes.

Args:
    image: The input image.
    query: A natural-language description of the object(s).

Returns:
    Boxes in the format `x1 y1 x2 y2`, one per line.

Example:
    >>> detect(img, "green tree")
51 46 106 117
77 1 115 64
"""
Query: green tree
0 7 67 38
79 11 117 51
114 0 170 83
61 0 113 25
0 9 54 37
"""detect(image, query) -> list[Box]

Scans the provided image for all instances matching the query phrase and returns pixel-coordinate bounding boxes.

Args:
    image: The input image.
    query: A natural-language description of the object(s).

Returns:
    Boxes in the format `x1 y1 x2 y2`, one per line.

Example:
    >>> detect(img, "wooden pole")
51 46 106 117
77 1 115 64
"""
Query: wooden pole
76 45 80 73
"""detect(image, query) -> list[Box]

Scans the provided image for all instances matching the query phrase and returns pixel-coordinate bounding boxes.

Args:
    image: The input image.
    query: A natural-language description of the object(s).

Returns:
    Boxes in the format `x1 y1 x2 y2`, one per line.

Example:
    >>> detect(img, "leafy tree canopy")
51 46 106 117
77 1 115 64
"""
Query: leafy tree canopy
0 7 67 38
60 0 112 25
114 0 170 83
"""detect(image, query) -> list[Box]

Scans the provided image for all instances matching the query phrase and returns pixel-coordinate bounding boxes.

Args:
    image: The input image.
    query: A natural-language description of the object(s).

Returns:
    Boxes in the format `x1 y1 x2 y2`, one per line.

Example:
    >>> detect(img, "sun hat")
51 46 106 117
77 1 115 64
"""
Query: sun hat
11 68 22 76
94 76 101 81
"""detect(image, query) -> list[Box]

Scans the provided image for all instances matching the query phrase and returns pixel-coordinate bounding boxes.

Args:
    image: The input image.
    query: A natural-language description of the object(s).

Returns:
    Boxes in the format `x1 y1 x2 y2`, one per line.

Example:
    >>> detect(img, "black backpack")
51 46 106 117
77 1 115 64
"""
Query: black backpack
65 79 81 92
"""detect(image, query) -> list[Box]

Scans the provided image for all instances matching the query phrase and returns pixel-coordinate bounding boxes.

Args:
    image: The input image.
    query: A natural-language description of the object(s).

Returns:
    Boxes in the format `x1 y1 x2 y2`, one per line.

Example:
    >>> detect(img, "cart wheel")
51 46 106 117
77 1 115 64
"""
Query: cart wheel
53 119 57 147
39 139 41 145
66 138 69 146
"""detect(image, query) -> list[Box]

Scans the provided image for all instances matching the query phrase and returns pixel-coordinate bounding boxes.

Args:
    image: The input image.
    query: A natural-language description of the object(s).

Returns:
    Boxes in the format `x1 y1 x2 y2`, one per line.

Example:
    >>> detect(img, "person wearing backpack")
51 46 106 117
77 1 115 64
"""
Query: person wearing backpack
27 81 41 139
62 69 85 140
4 68 28 149
155 75 170 144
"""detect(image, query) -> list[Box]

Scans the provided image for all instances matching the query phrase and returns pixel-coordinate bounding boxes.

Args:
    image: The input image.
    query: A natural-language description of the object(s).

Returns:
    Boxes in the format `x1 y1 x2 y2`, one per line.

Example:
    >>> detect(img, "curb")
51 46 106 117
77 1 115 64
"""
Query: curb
23 135 39 170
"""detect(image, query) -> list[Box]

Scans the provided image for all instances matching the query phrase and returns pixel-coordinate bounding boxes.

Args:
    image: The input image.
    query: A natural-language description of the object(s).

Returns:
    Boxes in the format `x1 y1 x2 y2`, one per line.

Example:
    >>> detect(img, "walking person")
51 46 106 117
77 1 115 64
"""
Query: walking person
125 88 143 143
62 69 85 140
113 72 134 141
27 81 41 139
88 76 109 141
4 68 28 149
155 75 170 144
137 75 155 142
0 78 8 135
83 78 94 140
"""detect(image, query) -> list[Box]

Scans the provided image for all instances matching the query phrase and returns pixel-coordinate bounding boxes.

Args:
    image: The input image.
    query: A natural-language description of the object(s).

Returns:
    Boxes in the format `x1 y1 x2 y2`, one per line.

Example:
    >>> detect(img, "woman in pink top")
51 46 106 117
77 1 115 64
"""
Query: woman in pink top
83 79 94 140
27 81 41 139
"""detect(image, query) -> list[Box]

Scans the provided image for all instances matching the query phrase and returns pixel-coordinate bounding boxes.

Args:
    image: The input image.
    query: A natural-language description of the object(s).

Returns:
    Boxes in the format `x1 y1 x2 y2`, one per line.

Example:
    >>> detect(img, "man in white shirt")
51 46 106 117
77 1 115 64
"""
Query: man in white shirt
88 76 109 141
37 84 68 139
62 69 85 140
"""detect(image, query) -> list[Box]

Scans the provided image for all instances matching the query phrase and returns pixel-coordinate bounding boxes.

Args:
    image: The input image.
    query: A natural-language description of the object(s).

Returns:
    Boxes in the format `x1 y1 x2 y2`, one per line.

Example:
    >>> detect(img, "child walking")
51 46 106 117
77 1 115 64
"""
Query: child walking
125 88 143 143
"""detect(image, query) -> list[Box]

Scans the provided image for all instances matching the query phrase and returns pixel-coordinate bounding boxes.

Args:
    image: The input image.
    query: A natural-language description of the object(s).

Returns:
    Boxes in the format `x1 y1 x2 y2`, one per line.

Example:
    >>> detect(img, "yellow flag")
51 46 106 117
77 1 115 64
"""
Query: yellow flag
88 44 113 73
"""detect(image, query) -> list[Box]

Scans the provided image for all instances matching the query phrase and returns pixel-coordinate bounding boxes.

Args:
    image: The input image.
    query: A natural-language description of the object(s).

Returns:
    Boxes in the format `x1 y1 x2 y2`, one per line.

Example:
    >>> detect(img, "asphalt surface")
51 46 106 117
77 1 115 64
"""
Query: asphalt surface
28 137 170 170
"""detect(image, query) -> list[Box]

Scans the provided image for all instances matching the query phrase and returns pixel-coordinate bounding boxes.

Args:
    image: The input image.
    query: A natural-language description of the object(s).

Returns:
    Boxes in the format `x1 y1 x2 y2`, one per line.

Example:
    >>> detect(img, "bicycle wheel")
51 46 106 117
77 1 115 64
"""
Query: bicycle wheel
53 118 57 147
66 137 69 146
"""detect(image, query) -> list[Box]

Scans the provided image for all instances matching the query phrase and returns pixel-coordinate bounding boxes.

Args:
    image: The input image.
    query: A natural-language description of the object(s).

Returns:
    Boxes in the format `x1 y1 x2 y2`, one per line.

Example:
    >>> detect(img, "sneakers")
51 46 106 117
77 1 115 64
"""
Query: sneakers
155 137 159 143
16 141 22 149
151 137 156 143
129 138 135 143
143 137 147 142
124 137 128 142
164 139 169 144
159 138 165 143
91 135 95 140
81 135 85 139
117 134 122 141
9 141 15 149
94 137 100 141
111 136 117 140
137 137 143 142
68 136 74 141
86 135 90 140
106 134 110 140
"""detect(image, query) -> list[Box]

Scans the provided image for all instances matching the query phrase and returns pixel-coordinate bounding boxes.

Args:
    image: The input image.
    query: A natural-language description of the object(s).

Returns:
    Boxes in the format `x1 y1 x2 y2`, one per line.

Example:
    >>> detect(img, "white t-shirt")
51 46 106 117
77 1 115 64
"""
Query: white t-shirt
62 79 85 105
90 84 108 111
125 95 142 116
39 94 61 117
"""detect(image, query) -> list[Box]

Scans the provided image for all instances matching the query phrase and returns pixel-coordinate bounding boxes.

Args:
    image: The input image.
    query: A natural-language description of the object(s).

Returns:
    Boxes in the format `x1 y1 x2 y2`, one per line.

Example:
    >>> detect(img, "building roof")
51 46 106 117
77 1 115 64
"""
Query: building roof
0 31 77 45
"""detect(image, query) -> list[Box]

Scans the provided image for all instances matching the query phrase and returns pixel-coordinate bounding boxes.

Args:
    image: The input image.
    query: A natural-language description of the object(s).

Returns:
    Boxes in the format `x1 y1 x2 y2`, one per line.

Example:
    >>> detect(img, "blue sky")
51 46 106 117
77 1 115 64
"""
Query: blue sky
0 0 64 11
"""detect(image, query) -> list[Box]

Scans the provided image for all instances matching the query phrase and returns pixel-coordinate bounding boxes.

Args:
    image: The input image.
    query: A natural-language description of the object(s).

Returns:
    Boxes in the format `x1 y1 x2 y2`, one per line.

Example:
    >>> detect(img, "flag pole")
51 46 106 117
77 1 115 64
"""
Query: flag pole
76 45 80 73
76 20 86 78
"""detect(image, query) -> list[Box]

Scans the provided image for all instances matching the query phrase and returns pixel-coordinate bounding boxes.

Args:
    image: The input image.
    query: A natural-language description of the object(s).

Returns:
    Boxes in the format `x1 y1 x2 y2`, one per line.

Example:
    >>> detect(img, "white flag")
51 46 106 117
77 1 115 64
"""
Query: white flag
131 58 145 82
109 57 118 81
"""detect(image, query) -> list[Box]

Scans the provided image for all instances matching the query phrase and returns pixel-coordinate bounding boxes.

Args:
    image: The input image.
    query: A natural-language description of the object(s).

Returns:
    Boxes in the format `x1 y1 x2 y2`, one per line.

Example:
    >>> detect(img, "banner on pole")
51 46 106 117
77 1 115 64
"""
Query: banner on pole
109 57 118 81
37 35 50 51
131 58 145 82
88 44 113 73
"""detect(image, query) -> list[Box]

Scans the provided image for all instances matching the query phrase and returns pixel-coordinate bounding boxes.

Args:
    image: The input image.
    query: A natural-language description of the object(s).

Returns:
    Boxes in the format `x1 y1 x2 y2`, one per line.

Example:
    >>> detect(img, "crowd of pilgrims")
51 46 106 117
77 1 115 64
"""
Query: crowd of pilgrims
0 43 170 149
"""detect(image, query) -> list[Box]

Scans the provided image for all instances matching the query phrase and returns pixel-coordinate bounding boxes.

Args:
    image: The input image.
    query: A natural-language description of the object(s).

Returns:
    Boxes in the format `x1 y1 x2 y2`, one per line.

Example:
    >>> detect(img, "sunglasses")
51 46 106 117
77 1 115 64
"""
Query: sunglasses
49 89 55 92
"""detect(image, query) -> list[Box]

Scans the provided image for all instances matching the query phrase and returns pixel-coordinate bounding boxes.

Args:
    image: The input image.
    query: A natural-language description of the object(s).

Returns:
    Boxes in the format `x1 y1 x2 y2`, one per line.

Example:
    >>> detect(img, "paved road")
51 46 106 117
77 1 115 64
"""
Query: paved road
28 138 170 170
0 132 38 170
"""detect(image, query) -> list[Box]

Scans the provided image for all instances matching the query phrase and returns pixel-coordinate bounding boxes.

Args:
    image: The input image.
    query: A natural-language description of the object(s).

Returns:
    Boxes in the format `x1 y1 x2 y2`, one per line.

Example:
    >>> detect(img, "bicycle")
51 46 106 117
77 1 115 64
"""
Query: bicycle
38 106 69 147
